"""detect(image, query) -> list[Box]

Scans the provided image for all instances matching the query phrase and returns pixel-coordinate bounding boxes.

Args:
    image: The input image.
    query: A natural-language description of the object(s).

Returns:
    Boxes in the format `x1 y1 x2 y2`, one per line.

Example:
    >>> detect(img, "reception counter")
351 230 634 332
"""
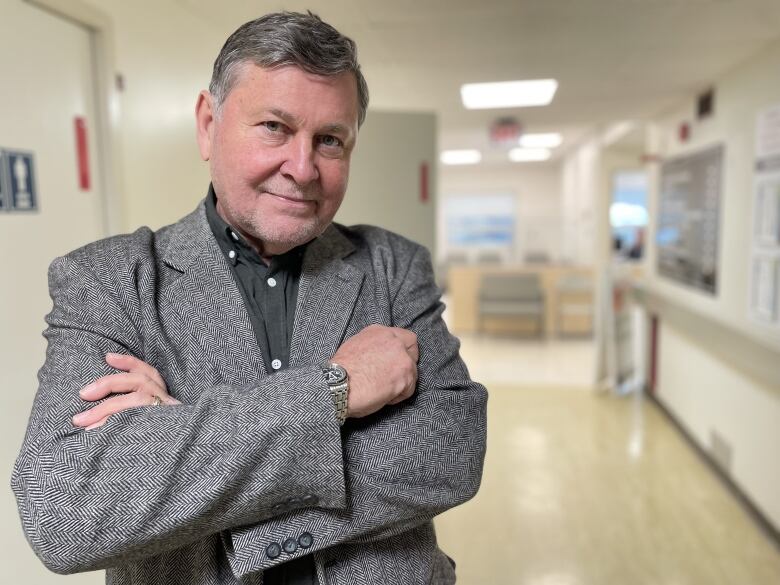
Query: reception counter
447 264 594 336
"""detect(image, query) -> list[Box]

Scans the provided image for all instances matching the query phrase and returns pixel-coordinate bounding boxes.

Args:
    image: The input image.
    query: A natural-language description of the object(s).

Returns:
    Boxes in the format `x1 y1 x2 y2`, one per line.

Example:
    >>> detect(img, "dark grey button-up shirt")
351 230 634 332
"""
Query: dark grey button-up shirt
205 186 317 585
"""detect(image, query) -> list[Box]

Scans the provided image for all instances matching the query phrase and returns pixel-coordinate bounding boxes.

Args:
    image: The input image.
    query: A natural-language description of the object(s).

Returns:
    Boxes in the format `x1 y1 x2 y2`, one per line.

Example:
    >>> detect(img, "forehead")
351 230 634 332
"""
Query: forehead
225 63 359 126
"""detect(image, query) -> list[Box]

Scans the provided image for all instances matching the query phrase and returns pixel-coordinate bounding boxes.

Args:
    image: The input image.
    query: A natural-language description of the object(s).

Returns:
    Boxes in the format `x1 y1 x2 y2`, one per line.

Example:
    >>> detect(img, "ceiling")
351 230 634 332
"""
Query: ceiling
175 0 780 164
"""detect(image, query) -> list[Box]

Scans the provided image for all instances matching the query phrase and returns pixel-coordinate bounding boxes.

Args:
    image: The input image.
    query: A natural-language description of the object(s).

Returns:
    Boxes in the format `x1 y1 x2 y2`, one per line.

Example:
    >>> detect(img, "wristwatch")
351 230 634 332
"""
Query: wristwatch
322 362 349 425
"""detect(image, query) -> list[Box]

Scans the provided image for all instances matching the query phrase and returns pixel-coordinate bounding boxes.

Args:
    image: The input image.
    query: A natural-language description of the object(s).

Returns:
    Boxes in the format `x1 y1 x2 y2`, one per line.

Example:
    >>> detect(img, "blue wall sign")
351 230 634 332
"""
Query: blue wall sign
0 149 37 212
0 154 6 211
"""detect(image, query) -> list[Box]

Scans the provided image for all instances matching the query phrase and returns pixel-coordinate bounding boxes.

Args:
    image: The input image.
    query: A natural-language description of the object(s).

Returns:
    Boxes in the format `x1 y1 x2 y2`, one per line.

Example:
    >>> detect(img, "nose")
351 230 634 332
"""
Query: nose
279 135 319 186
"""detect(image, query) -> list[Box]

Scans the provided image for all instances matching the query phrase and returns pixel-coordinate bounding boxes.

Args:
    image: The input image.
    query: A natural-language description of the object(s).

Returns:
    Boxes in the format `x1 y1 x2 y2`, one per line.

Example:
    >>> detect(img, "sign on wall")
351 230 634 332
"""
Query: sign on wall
749 104 780 326
656 144 723 294
0 148 37 212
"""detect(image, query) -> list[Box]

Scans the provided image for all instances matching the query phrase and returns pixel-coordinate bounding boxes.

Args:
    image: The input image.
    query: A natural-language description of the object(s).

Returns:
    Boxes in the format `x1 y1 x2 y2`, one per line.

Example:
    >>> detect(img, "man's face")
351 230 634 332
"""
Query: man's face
196 63 360 256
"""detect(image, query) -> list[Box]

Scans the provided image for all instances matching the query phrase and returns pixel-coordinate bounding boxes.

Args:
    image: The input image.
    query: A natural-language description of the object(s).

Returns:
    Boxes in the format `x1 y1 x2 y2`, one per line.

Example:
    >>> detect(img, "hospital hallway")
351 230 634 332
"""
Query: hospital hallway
434 335 780 585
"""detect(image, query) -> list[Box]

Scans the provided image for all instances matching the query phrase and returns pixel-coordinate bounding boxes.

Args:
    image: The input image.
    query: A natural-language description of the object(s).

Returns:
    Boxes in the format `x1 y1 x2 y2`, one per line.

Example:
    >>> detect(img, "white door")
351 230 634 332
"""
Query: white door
0 1 106 581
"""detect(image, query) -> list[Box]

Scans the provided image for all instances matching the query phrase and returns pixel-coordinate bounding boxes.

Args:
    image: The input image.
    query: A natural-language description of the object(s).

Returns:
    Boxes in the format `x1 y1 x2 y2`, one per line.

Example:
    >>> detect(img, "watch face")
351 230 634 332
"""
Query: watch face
323 364 347 385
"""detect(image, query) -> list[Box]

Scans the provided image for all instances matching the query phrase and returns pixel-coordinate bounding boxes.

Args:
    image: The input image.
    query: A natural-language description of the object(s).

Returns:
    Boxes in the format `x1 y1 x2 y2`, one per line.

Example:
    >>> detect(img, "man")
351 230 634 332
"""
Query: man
12 11 486 585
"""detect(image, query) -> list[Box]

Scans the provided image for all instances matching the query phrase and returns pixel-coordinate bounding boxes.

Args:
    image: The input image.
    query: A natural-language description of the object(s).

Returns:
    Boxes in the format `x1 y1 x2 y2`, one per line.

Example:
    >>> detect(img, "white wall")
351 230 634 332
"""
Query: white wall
80 0 437 248
81 0 223 231
2 1 437 580
339 110 437 254
645 39 780 348
658 322 780 528
644 38 780 530
438 162 562 263
561 139 601 266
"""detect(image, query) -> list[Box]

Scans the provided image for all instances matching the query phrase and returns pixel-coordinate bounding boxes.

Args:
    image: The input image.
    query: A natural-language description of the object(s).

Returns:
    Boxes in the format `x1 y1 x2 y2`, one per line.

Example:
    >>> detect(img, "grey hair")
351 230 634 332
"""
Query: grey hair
209 11 369 126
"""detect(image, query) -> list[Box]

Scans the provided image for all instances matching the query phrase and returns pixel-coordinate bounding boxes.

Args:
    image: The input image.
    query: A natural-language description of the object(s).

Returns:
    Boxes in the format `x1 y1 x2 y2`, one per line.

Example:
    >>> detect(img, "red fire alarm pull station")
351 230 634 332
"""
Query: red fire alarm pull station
419 162 429 203
74 117 90 190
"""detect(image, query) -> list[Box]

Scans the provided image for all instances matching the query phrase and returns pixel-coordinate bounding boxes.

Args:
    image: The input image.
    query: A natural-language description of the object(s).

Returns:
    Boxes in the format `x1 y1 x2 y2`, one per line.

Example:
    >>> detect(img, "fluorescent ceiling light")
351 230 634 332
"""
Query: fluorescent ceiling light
461 79 558 109
519 133 563 149
440 149 482 165
508 148 551 162
602 121 636 146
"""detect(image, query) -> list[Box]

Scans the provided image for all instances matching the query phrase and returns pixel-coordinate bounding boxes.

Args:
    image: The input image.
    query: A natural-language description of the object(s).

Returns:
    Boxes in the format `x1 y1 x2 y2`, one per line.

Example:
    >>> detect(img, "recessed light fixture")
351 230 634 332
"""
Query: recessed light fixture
508 148 551 162
461 79 558 110
519 133 562 149
440 149 482 165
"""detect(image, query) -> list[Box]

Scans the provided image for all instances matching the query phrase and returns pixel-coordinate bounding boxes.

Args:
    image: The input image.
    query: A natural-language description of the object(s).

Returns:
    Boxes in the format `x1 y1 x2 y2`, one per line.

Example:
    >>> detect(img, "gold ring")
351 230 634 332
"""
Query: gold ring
151 395 162 407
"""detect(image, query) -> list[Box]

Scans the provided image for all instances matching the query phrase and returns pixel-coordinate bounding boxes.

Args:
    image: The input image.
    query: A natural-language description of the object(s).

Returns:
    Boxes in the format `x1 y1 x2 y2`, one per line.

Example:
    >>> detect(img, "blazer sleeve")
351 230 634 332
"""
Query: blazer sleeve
10 252 349 574
222 243 488 577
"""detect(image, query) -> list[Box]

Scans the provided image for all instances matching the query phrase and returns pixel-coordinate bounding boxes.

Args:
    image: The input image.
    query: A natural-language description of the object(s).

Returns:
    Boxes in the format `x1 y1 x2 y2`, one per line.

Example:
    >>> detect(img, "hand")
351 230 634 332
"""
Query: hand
72 353 180 430
331 324 419 419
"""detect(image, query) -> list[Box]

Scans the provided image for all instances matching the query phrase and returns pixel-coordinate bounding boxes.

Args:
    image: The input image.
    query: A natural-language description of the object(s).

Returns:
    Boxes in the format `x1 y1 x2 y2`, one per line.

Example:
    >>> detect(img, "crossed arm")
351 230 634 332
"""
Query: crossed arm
12 246 487 576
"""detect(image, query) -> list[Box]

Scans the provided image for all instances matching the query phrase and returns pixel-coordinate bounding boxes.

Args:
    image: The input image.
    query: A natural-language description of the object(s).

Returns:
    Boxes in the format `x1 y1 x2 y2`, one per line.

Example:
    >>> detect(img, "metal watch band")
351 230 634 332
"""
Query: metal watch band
323 363 349 425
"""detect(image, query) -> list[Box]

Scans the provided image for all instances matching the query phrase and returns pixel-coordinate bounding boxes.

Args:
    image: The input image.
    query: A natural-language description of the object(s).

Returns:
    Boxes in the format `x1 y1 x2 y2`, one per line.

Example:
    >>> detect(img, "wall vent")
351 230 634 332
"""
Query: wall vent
709 429 733 475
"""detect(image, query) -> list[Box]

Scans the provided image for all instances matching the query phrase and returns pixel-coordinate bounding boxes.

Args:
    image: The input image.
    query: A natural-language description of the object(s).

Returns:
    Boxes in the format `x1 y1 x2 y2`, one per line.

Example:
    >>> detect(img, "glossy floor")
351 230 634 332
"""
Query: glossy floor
434 337 780 585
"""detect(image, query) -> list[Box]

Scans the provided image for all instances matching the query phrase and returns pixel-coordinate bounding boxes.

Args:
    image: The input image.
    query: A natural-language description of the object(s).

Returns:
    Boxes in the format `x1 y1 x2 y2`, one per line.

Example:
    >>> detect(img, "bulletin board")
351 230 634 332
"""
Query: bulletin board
749 104 780 326
656 144 724 294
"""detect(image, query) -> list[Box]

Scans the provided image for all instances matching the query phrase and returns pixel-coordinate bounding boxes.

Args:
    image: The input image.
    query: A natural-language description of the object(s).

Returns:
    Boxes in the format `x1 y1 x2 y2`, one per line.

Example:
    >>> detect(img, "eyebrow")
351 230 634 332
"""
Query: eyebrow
270 108 354 141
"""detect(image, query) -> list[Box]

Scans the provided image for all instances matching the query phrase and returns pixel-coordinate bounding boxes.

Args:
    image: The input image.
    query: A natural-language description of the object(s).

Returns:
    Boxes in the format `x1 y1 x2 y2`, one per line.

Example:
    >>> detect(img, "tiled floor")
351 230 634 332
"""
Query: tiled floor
434 335 780 584
457 334 597 389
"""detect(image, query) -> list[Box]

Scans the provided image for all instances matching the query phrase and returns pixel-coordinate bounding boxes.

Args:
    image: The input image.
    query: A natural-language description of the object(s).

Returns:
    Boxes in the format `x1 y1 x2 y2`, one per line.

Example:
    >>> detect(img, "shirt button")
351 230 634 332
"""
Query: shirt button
298 532 314 549
271 359 282 370
267 277 277 287
282 537 298 554
230 231 239 241
265 542 282 559
228 250 236 259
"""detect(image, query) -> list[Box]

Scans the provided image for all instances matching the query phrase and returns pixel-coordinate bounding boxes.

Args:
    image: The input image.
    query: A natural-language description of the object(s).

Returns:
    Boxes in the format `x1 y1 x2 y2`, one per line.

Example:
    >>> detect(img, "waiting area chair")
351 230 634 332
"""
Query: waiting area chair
477 273 545 336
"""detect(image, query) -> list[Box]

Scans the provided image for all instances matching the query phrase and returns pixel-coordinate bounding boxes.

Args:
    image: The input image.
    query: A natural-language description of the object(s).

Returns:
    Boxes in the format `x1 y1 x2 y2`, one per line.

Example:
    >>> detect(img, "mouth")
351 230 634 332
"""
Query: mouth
265 191 316 207
266 191 316 205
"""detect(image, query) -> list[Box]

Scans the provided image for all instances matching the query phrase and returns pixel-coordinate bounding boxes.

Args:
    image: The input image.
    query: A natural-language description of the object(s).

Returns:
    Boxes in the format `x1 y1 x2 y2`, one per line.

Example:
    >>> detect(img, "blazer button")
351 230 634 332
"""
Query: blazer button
302 495 318 505
298 532 314 549
282 537 298 554
265 542 282 559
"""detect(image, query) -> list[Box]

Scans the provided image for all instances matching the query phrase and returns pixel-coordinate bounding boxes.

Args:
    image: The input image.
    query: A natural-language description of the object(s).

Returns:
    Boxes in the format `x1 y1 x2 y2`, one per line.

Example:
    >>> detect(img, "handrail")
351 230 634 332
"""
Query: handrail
630 283 780 392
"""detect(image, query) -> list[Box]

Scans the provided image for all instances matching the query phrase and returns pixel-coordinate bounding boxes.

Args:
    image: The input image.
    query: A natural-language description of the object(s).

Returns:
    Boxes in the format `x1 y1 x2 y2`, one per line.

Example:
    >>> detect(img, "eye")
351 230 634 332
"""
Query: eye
318 135 344 149
260 121 284 133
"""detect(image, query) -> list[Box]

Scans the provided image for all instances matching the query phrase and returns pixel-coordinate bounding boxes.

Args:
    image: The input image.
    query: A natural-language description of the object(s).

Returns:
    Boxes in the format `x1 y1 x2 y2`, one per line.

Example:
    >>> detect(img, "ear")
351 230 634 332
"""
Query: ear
195 90 215 161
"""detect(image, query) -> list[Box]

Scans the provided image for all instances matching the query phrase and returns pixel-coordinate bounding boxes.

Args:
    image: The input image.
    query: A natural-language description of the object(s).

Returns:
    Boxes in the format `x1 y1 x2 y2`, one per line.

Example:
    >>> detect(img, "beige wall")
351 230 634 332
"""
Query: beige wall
339 110 437 254
561 139 601 266
438 162 562 263
3 1 436 580
557 36 780 531
83 0 436 244
658 321 780 528
81 0 223 231
645 38 780 530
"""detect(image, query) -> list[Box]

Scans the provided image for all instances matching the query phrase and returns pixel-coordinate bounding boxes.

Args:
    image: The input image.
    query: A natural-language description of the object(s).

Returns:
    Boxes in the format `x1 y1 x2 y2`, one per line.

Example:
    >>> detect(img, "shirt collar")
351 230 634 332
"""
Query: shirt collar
204 184 308 271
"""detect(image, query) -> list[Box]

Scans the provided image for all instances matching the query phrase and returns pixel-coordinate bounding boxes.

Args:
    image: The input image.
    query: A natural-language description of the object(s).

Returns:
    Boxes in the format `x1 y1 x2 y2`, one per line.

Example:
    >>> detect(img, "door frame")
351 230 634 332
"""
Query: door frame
24 0 123 236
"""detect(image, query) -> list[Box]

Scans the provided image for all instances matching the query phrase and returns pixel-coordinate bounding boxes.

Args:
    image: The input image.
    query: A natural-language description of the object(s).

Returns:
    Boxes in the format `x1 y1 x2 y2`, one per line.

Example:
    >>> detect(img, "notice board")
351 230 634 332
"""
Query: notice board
656 144 724 294
749 104 780 326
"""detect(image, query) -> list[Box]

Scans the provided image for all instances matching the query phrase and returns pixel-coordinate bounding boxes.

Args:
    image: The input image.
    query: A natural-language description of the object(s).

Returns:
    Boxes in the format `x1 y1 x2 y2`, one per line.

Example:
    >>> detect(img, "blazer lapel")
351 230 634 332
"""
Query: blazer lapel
160 202 266 379
290 224 364 367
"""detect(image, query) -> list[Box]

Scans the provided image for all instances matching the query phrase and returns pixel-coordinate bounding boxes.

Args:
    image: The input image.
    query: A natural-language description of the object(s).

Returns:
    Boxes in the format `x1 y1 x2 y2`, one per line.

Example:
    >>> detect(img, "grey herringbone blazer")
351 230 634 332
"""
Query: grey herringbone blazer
12 201 487 584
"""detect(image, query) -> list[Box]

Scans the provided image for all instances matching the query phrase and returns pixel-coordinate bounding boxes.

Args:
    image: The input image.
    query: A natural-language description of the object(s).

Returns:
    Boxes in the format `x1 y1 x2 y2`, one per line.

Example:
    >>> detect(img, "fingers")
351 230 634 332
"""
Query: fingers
73 392 155 428
105 353 166 387
391 328 419 362
79 372 160 401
